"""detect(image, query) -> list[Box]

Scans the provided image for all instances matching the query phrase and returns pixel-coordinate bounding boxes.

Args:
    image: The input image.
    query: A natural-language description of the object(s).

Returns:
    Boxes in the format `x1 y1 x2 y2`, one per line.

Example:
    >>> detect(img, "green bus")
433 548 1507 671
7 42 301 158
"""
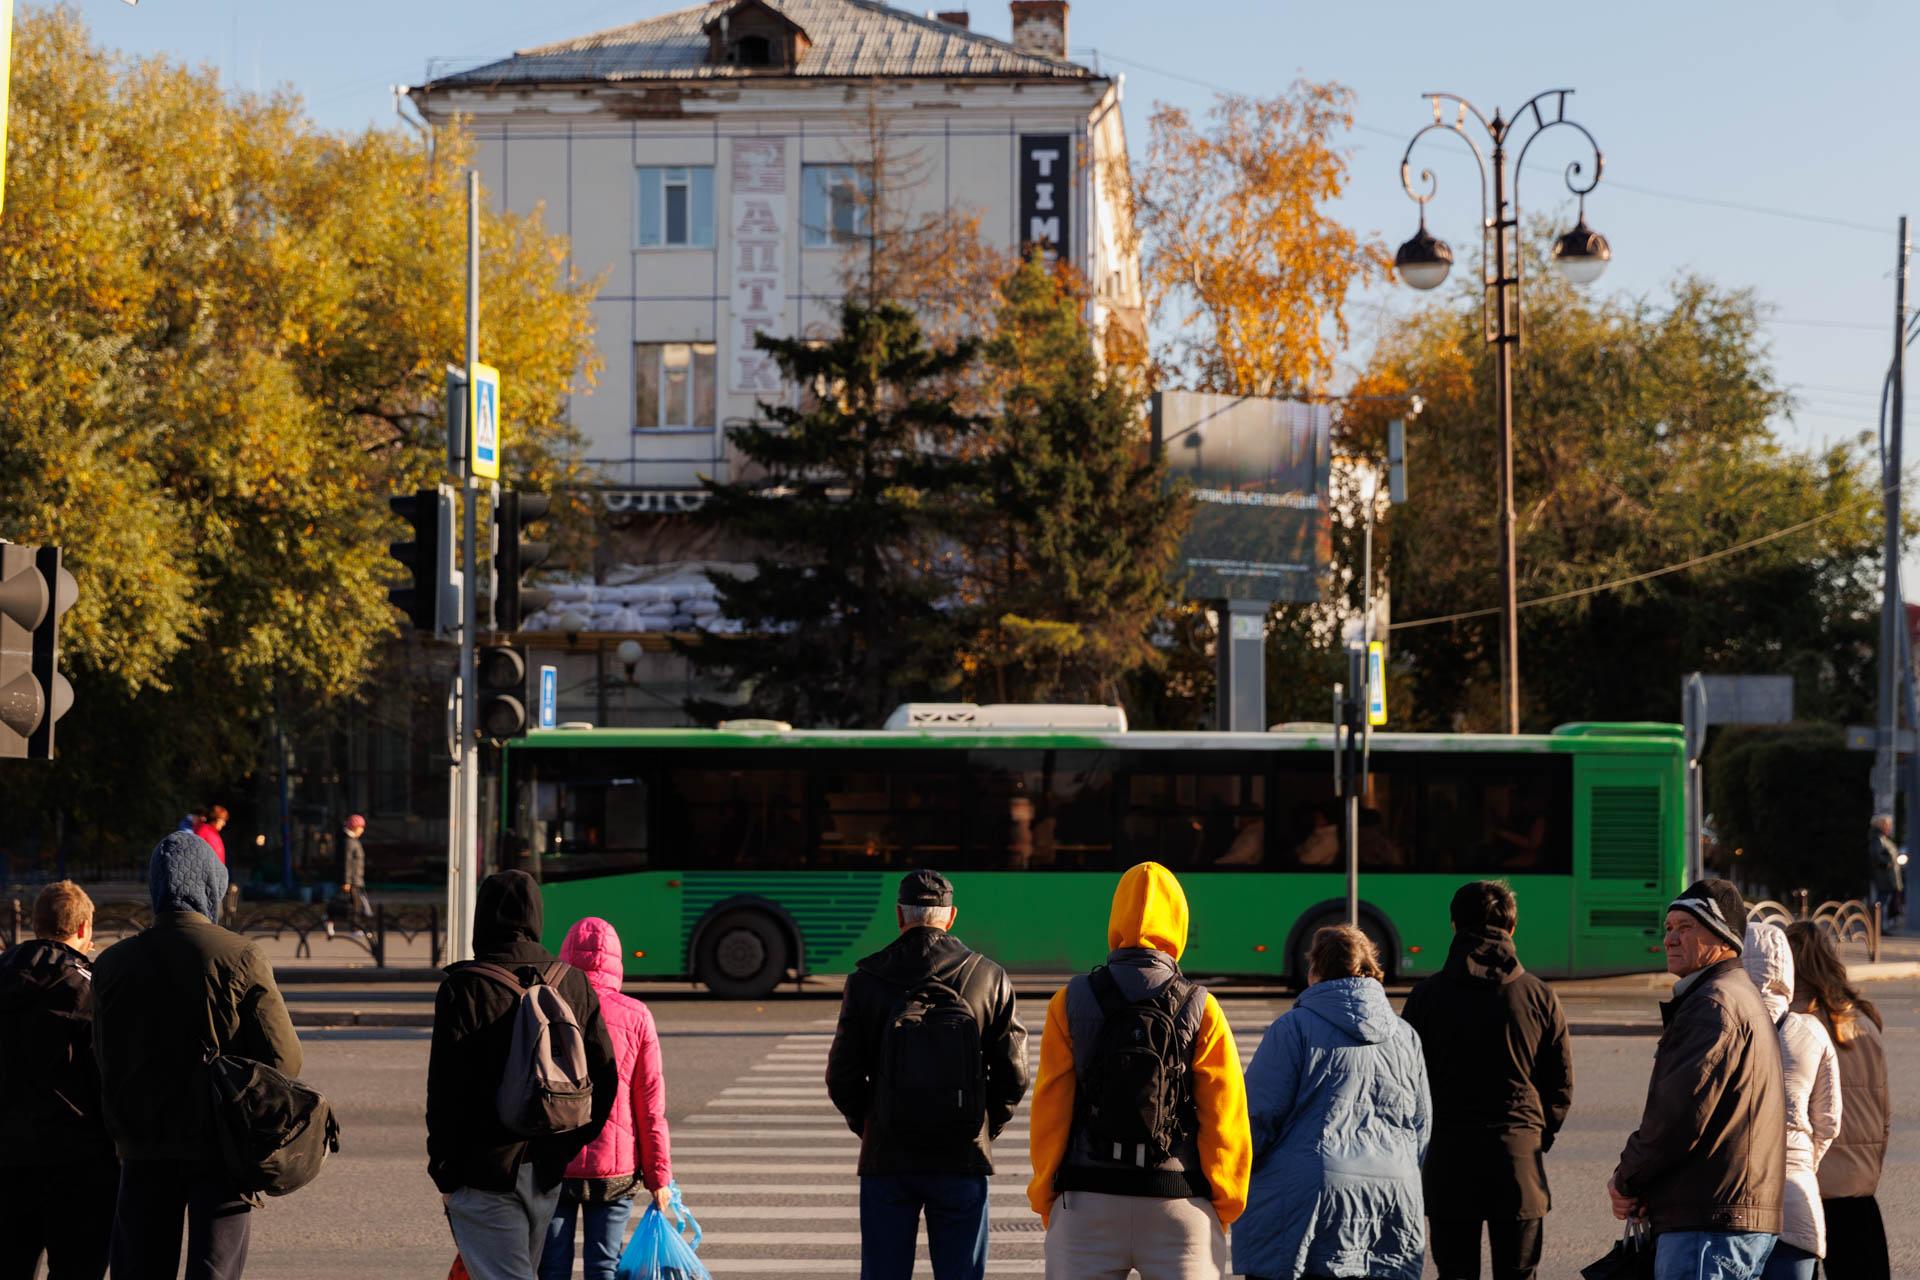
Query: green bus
499 711 1684 996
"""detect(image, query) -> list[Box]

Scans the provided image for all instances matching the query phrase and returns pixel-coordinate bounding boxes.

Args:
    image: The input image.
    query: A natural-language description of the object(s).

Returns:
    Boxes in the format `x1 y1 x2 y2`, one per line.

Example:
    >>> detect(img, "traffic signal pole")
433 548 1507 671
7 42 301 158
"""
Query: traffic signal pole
447 169 482 965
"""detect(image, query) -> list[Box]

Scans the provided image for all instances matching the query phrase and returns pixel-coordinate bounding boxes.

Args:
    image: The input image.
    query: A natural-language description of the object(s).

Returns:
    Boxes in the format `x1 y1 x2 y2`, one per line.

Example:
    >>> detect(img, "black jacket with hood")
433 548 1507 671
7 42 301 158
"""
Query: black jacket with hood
426 870 619 1194
93 832 303 1165
825 926 1028 1175
1401 928 1573 1219
0 937 116 1168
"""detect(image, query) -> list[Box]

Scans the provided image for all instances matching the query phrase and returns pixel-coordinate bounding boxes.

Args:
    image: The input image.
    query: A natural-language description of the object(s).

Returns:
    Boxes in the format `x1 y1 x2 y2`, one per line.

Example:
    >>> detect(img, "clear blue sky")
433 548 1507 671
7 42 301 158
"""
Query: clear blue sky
73 0 1920 461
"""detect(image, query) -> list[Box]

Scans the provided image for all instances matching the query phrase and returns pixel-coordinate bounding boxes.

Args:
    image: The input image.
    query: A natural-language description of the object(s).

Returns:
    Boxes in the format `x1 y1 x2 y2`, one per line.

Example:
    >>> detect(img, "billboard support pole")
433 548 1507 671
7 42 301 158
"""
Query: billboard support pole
1215 600 1267 731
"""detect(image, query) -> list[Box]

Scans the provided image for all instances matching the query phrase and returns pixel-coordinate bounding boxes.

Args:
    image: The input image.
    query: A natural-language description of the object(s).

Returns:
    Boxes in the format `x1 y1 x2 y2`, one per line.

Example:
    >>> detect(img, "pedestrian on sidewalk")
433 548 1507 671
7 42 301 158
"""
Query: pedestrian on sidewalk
826 870 1029 1280
1741 921 1840 1280
1867 815 1904 932
193 804 230 867
1610 879 1785 1280
429 870 618 1280
1785 921 1893 1280
93 830 304 1280
0 881 118 1280
1401 881 1571 1280
328 814 372 941
1028 861 1249 1280
538 916 673 1280
1234 924 1431 1280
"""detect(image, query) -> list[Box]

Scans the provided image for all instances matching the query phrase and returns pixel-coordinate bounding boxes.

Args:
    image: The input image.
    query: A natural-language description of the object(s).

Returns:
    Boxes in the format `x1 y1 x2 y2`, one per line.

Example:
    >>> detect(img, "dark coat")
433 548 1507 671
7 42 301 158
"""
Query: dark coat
1613 957 1787 1235
93 913 304 1163
825 927 1028 1175
1401 928 1573 1220
0 938 116 1168
426 870 619 1195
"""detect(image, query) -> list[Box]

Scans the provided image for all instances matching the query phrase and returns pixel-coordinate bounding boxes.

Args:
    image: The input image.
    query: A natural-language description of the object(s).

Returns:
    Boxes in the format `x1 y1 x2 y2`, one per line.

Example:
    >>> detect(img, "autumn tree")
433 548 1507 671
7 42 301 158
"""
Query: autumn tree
684 304 981 728
0 6 598 853
1135 82 1388 397
1342 246 1881 730
956 255 1188 703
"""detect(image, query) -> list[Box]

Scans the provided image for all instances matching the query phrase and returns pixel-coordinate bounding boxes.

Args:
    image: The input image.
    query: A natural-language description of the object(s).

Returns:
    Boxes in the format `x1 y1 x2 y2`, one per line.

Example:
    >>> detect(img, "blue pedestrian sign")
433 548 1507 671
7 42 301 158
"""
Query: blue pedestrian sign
538 664 557 730
1366 641 1387 726
469 362 501 480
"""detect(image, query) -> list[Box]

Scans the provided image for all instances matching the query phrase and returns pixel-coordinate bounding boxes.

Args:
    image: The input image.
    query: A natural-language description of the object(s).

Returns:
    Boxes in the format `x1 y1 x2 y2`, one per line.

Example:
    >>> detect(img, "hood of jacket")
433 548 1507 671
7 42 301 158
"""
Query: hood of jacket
1743 920 1794 1023
0 938 90 1011
560 916 624 992
148 830 227 919
1442 927 1523 986
855 926 974 986
1107 861 1188 958
1298 974 1400 1044
473 869 543 957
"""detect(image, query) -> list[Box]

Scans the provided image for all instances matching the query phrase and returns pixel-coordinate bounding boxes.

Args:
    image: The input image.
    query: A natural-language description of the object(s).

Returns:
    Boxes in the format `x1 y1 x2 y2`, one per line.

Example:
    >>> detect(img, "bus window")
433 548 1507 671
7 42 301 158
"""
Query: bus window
664 766 805 868
1269 755 1415 871
1416 757 1570 874
1124 755 1265 871
811 765 969 869
970 751 1116 871
519 751 655 881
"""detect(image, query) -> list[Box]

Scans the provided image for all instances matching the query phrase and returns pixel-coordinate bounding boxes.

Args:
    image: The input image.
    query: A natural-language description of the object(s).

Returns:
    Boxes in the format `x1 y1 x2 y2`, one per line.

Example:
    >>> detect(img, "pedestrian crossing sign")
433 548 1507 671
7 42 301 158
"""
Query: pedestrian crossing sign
469 362 501 480
1367 640 1387 726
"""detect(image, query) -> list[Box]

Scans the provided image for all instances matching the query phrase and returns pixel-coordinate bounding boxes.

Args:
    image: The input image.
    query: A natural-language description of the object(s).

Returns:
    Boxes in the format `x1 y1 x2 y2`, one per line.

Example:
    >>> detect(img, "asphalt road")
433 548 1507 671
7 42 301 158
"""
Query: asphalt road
241 983 1920 1279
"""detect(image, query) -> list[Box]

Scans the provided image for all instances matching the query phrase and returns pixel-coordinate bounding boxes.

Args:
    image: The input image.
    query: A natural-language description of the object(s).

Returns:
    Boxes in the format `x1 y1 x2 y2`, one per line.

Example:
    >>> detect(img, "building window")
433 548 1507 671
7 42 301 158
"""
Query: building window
636 167 715 248
733 34 772 66
802 164 871 247
635 342 718 431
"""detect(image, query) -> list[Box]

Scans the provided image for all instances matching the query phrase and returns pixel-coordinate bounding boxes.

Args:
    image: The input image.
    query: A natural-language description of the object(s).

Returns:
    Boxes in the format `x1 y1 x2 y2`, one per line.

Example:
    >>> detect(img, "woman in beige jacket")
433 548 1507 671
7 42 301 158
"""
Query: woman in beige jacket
1786 922 1891 1280
1743 923 1841 1280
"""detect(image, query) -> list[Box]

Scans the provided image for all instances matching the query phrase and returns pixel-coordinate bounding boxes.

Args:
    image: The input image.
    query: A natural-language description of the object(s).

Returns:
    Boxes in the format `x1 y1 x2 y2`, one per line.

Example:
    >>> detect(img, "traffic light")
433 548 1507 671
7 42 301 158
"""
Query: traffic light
0 544 77 760
387 487 460 638
491 490 552 632
477 644 530 739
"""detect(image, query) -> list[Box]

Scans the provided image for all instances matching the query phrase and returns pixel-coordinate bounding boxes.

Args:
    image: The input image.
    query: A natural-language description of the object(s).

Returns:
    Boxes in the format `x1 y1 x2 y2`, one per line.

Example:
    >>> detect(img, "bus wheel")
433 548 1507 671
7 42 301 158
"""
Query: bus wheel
1289 909 1395 990
696 910 790 999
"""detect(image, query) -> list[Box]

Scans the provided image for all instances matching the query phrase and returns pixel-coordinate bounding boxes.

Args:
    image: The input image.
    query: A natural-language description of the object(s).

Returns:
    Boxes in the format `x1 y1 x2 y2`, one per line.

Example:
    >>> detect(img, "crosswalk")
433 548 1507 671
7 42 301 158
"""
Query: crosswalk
645 1001 1284 1278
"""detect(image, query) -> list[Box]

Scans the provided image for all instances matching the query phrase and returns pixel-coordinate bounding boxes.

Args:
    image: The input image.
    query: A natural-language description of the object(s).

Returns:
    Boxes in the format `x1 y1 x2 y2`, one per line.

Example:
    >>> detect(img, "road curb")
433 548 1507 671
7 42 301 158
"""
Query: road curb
290 1009 434 1028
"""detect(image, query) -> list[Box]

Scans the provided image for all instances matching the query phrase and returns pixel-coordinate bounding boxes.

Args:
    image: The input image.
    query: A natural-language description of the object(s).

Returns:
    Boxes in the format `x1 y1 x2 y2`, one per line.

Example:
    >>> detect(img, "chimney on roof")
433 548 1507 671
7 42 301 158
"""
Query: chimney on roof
1009 0 1067 59
932 9 970 28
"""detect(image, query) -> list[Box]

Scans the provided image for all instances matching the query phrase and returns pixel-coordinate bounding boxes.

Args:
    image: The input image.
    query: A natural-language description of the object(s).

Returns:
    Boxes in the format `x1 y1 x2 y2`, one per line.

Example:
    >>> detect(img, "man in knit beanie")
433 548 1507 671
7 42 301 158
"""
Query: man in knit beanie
1608 878 1786 1279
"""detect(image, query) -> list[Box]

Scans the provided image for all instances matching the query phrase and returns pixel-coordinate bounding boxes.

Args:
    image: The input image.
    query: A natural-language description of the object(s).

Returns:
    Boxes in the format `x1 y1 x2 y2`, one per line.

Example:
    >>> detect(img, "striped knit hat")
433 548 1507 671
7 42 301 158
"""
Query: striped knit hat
1669 878 1747 953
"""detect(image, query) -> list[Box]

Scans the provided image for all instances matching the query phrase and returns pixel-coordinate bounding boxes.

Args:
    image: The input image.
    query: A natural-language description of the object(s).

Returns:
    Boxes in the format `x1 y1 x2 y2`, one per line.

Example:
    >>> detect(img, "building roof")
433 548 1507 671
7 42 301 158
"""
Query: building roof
419 0 1095 91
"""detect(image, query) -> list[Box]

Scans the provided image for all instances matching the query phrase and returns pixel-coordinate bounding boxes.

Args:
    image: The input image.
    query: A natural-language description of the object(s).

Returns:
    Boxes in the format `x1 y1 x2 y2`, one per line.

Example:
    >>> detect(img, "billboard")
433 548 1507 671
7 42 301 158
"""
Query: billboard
1151 390 1331 603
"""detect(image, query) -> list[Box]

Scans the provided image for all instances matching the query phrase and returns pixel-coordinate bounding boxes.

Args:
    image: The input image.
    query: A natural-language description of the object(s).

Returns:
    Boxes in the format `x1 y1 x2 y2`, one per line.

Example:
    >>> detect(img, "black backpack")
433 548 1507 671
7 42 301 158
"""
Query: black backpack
1077 965 1197 1166
206 1052 341 1198
874 953 986 1141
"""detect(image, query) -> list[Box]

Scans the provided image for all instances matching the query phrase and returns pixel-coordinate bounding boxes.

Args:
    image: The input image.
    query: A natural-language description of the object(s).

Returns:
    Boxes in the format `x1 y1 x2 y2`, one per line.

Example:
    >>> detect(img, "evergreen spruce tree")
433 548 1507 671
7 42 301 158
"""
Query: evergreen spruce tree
963 256 1189 703
684 302 981 727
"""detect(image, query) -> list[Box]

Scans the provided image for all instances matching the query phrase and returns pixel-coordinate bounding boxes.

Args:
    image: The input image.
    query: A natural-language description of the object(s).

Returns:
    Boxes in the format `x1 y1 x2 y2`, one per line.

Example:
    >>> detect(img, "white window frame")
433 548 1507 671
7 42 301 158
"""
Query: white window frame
801 163 872 248
634 341 719 432
635 166 715 249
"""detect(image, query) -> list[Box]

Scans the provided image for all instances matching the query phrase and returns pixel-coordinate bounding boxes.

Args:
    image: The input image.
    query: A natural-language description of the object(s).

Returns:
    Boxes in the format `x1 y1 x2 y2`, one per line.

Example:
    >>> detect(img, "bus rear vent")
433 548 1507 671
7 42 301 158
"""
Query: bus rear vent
883 703 1128 732
1590 786 1661 880
1589 907 1655 931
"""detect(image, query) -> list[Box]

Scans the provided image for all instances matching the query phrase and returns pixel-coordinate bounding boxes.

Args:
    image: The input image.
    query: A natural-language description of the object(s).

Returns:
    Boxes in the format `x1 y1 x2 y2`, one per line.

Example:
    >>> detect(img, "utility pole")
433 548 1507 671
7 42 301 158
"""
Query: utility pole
446 170 482 964
1875 216 1909 825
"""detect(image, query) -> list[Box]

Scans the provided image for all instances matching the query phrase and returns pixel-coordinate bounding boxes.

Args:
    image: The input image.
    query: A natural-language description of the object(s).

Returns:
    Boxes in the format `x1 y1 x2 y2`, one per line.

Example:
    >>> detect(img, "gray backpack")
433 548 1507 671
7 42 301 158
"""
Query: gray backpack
466 962 594 1136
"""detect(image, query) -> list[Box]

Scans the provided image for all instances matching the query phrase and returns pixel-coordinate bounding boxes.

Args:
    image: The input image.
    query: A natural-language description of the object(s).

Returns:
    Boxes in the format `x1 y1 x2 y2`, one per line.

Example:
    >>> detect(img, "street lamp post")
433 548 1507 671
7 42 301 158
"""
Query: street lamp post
1394 90 1610 734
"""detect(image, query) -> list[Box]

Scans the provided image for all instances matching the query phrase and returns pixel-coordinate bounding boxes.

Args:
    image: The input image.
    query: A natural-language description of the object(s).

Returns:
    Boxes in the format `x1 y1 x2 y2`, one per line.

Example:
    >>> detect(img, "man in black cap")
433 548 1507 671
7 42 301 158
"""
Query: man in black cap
1609 878 1786 1280
826 870 1029 1280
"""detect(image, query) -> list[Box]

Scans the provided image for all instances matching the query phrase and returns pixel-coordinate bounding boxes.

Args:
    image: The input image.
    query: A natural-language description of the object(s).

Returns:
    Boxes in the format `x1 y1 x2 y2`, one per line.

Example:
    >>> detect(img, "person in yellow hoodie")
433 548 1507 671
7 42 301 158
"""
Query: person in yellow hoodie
1028 861 1251 1279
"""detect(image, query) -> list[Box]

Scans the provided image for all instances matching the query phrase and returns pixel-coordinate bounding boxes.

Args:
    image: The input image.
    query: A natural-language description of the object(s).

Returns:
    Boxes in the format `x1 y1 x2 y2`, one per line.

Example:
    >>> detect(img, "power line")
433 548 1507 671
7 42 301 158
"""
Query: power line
1387 483 1888 633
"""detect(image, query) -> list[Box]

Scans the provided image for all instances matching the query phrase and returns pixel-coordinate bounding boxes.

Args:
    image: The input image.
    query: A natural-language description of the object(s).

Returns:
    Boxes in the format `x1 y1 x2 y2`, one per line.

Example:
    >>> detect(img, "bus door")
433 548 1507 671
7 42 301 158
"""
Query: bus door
1572 755 1675 974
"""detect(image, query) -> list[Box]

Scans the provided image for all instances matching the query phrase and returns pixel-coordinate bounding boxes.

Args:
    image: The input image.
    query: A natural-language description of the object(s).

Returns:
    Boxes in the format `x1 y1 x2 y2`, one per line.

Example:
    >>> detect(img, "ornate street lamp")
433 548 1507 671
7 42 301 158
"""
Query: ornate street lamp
1395 89 1607 734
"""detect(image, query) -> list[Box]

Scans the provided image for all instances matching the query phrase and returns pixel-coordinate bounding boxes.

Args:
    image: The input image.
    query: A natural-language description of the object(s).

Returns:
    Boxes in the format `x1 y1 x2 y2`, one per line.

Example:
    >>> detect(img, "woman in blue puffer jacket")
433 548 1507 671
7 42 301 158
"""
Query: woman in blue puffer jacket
1234 924 1432 1280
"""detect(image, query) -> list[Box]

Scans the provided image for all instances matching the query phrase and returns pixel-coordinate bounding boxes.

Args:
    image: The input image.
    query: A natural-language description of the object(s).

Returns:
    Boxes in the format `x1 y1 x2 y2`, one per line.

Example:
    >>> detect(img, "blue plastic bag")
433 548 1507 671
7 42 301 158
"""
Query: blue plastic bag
615 1183 712 1280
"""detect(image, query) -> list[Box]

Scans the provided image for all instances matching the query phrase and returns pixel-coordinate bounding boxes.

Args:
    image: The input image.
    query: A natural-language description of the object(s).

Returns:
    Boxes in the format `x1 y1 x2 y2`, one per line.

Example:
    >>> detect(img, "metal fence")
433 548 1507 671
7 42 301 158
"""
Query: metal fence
2 891 441 968
1746 892 1881 962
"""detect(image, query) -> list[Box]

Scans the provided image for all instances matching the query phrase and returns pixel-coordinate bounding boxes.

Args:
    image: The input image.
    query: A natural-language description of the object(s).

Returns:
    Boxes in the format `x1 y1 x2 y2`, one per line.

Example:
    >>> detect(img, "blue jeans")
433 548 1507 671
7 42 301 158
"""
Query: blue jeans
537 1194 634 1280
859 1173 989 1280
1654 1231 1776 1280
1758 1241 1816 1280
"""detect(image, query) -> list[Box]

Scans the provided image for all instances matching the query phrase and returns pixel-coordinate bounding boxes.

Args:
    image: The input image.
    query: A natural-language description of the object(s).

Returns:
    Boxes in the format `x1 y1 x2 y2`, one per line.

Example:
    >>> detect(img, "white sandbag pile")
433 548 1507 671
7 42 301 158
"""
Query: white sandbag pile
520 575 739 634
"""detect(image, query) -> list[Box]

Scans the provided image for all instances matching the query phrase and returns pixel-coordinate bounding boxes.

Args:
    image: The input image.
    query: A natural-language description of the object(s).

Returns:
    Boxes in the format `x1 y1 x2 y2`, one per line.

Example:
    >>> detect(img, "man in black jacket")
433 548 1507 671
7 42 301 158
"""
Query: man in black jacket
95 831 304 1280
428 870 618 1280
1402 881 1572 1280
826 870 1029 1280
0 881 117 1280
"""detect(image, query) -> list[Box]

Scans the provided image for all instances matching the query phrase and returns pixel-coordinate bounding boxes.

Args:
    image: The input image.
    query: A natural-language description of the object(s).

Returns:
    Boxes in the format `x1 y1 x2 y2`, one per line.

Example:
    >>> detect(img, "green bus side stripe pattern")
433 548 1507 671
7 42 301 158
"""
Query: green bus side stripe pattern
681 872 885 972
1590 786 1662 881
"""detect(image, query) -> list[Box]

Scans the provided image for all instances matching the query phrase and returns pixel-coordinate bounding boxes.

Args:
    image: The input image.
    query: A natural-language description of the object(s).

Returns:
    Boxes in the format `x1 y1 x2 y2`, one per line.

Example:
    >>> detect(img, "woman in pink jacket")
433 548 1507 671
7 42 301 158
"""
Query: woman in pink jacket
538 917 673 1280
